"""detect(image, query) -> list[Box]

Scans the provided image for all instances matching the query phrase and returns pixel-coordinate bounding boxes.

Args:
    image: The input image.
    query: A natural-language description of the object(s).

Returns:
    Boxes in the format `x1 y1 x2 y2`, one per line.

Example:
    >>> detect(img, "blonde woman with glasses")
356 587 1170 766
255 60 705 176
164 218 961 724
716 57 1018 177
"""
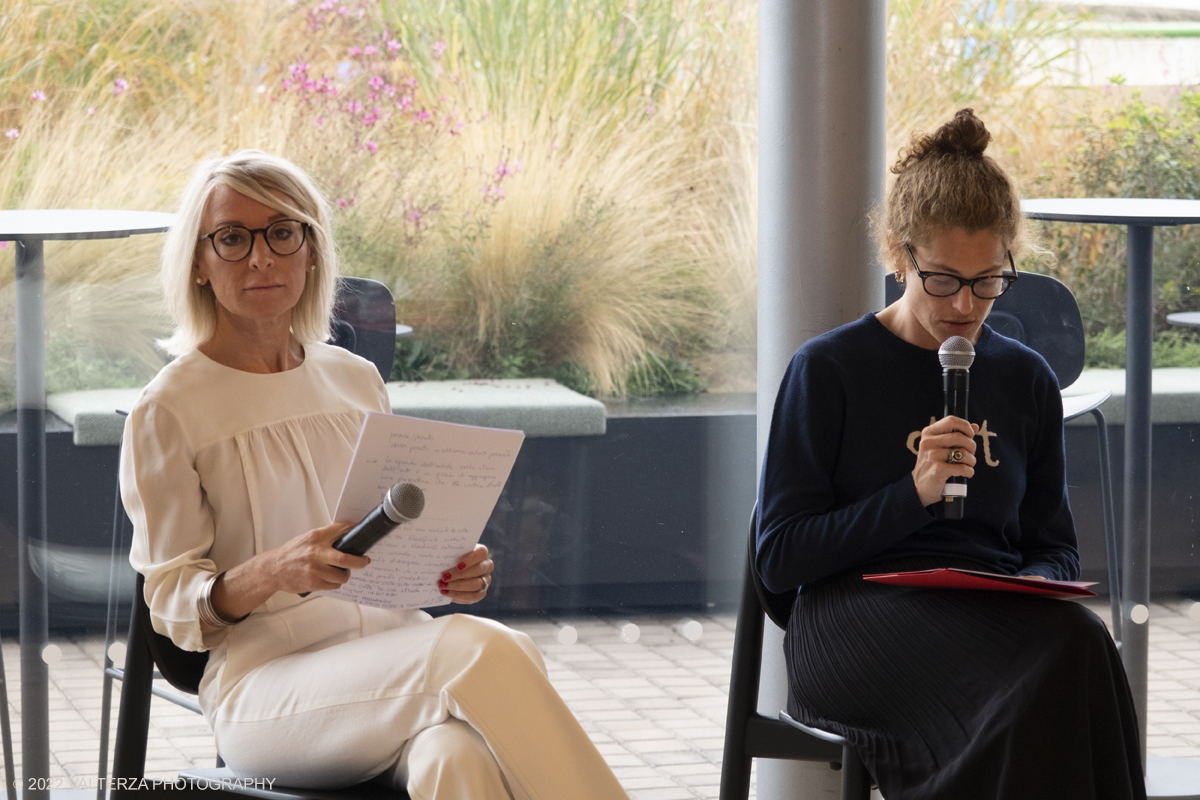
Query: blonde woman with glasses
121 150 628 799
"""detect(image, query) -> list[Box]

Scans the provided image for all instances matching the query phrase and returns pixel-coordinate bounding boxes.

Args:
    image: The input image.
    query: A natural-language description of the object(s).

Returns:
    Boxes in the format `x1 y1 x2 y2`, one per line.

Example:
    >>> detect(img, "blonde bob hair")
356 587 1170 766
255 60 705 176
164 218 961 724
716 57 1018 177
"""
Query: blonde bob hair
158 150 339 356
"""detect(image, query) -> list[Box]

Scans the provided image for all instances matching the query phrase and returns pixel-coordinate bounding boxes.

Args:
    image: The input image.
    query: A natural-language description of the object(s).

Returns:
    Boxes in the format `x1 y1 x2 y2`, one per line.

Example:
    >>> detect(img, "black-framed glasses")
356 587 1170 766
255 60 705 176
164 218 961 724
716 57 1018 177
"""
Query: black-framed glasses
199 220 309 262
905 243 1017 299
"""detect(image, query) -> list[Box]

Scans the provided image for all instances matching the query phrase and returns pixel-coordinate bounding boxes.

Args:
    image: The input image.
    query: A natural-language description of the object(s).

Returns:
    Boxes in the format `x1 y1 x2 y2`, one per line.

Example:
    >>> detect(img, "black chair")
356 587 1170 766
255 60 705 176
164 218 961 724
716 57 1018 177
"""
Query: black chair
719 509 873 800
97 277 406 799
885 271 1122 645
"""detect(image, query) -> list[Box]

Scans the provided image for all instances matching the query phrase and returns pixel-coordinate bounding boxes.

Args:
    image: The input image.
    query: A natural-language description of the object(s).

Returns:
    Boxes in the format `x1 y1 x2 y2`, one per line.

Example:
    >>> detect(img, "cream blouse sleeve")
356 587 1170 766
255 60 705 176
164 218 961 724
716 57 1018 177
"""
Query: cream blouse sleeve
122 398 225 652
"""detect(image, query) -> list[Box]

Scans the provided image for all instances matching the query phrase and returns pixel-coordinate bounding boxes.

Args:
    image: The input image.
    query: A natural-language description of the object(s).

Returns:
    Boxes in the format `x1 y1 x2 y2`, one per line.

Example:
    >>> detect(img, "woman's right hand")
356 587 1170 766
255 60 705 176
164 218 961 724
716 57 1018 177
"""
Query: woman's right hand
265 521 371 594
912 416 979 507
206 521 370 630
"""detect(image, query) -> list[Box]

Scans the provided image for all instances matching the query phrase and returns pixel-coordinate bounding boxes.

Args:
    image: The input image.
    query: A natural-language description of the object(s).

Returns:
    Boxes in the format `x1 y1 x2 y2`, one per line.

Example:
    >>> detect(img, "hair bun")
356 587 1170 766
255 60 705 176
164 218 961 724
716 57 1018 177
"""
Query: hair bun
933 108 991 155
892 108 992 174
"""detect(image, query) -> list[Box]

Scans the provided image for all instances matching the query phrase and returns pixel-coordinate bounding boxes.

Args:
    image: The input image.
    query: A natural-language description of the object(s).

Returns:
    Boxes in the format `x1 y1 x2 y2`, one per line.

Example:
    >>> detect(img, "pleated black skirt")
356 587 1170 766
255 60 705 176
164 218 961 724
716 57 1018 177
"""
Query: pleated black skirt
784 556 1146 800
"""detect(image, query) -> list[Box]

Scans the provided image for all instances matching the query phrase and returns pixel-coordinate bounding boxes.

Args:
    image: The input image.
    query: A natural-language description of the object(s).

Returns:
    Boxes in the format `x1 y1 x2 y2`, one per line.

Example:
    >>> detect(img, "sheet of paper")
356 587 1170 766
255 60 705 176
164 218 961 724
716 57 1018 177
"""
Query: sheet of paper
317 412 524 609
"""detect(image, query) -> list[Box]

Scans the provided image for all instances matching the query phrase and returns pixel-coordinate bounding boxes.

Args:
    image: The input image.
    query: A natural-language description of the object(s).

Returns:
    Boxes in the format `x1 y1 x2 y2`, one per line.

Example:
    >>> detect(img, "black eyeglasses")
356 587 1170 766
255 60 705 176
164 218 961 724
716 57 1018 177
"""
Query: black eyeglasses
199 220 309 262
905 243 1017 299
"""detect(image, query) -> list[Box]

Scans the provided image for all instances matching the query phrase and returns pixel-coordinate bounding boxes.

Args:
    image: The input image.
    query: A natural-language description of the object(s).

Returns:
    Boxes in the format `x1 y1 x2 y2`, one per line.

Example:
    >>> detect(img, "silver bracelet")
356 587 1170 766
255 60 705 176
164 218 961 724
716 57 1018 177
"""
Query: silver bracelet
198 572 247 628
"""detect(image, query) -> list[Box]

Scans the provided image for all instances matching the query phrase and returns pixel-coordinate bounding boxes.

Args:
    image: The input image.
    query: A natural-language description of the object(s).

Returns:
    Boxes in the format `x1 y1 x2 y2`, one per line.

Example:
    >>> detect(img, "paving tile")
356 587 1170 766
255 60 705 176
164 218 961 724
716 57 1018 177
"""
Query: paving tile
15 607 1200 797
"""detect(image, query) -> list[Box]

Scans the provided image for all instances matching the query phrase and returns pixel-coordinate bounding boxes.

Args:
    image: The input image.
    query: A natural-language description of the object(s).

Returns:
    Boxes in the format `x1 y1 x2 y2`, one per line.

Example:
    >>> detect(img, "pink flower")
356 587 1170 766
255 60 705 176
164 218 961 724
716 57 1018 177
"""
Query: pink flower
338 6 348 16
281 79 293 89
289 62 309 79
407 209 421 222
314 116 326 126
383 83 397 96
513 160 523 173
31 90 46 101
363 140 378 154
363 45 378 56
347 100 363 114
362 112 378 126
552 142 559 150
368 75 385 89
397 96 412 110
417 109 431 121
386 39 402 52
495 161 511 177
646 104 655 116
432 41 446 58
113 77 129 96
87 107 95 115
348 46 362 56
5 129 18 139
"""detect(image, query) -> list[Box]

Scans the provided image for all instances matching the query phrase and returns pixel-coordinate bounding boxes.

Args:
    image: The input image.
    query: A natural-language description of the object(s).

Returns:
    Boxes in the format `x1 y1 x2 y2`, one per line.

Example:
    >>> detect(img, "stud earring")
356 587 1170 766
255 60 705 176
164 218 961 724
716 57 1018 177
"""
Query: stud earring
895 270 905 285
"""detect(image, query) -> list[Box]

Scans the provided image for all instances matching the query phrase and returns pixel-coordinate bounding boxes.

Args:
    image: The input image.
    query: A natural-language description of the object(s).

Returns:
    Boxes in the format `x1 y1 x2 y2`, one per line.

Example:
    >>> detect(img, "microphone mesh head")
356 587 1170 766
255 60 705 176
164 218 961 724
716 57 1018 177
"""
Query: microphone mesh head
938 336 975 369
386 482 425 521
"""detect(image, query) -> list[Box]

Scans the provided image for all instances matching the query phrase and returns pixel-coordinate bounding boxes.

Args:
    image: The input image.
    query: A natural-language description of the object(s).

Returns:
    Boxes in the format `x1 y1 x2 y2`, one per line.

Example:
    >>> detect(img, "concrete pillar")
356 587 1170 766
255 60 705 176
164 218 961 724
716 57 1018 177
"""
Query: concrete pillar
756 0 885 797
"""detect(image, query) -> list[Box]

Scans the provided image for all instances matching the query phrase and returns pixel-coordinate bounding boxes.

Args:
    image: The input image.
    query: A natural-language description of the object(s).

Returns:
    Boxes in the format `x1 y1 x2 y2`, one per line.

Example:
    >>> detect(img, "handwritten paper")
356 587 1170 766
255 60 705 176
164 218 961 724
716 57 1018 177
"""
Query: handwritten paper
317 412 524 609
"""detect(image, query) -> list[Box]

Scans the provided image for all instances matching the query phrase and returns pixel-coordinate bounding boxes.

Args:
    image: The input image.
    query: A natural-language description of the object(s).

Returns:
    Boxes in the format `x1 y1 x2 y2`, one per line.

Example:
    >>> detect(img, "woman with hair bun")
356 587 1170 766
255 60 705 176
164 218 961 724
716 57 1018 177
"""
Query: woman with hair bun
756 109 1145 799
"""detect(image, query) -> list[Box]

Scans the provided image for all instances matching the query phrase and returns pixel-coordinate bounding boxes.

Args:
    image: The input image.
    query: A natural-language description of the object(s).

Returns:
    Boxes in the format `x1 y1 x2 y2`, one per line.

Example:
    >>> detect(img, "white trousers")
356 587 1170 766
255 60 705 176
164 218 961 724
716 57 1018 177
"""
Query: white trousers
212 613 627 800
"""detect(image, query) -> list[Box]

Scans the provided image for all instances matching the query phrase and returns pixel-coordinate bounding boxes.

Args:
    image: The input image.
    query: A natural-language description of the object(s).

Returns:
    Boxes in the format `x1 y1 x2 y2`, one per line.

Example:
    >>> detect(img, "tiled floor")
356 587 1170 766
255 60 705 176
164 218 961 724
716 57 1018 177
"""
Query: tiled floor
2 599 1200 798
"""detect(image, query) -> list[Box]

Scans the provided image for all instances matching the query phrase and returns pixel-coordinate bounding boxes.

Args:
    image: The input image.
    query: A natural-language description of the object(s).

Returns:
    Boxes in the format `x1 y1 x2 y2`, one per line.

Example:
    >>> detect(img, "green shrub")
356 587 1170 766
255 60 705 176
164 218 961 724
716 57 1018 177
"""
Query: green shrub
1084 328 1200 369
1035 90 1200 337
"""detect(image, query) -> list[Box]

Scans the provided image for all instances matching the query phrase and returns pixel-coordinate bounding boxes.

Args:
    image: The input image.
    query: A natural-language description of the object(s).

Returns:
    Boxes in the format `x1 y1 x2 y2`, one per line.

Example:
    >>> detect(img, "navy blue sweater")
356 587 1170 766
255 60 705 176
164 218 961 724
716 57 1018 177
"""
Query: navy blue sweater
756 314 1079 594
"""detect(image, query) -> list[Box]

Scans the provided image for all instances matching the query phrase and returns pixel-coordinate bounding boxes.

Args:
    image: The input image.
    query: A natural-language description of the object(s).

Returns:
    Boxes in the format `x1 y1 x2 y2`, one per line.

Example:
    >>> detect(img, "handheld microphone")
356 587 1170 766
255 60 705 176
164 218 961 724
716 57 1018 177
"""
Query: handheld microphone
939 336 974 520
299 482 425 596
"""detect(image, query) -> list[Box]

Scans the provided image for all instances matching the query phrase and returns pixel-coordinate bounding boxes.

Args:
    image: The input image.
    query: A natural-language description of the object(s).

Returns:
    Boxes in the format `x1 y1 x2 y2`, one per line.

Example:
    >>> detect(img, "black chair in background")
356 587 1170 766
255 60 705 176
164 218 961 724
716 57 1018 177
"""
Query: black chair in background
885 270 1122 645
97 277 406 799
719 509 873 800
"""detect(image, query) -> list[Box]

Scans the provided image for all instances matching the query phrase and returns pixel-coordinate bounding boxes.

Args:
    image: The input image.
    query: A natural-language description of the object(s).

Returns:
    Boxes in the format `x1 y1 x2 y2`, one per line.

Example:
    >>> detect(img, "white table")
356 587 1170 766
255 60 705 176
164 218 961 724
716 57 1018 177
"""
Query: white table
1024 198 1200 799
0 210 173 800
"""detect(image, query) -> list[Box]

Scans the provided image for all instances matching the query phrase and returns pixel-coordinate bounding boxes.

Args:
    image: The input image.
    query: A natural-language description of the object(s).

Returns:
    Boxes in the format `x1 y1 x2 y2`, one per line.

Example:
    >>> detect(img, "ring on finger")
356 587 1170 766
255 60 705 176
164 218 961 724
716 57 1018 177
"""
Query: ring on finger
946 448 964 464
481 575 491 591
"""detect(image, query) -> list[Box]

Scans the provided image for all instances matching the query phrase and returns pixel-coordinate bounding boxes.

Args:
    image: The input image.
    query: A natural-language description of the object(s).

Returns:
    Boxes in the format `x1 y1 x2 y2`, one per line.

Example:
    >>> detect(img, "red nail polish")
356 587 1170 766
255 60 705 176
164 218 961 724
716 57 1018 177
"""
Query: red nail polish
438 580 447 588
440 588 449 595
457 562 466 570
442 572 452 581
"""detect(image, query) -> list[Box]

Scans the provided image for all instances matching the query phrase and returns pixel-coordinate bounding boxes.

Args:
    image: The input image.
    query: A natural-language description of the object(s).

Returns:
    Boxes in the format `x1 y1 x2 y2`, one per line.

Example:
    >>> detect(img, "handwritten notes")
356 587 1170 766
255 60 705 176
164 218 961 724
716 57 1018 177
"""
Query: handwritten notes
318 413 524 609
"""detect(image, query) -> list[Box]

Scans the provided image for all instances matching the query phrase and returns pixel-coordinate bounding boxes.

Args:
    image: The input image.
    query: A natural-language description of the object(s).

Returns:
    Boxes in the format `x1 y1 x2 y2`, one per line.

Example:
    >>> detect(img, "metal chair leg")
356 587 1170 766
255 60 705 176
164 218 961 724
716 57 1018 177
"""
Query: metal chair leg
841 744 872 800
719 555 764 800
112 598 154 781
98 470 130 798
0 634 17 800
1091 407 1122 647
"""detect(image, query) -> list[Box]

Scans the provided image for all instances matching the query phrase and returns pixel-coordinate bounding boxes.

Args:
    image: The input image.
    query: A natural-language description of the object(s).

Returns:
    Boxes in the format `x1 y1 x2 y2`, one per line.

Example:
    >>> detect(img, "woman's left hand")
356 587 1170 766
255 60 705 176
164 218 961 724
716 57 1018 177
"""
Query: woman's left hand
437 544 494 604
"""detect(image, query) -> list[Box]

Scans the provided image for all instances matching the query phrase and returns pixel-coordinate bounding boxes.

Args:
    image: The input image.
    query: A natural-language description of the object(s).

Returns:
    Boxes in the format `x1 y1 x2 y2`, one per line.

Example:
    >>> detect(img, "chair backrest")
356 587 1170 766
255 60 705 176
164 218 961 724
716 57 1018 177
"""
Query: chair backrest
129 276 396 695
134 572 207 694
884 271 1085 389
333 277 397 383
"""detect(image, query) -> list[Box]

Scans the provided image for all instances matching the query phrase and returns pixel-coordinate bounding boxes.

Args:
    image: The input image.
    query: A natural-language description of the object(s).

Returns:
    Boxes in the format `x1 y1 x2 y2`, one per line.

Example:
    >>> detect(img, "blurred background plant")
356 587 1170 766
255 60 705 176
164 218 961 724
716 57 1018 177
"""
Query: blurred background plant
1 0 1198 410
1032 88 1200 365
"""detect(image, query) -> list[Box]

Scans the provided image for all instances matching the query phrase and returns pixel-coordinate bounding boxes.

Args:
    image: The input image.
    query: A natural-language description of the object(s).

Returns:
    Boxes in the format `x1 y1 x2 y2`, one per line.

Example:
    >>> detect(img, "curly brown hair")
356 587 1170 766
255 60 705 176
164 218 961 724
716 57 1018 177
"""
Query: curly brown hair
875 108 1036 268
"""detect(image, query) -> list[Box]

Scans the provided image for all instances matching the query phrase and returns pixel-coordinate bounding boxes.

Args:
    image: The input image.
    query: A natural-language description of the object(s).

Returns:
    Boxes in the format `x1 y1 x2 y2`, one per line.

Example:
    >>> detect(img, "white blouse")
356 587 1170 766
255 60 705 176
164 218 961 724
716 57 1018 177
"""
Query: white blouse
121 342 426 715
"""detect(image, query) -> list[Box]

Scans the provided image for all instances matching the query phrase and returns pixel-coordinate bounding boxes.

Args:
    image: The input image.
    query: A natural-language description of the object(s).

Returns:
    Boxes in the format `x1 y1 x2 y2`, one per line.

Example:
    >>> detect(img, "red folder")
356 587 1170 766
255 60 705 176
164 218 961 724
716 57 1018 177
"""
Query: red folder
862 568 1097 599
